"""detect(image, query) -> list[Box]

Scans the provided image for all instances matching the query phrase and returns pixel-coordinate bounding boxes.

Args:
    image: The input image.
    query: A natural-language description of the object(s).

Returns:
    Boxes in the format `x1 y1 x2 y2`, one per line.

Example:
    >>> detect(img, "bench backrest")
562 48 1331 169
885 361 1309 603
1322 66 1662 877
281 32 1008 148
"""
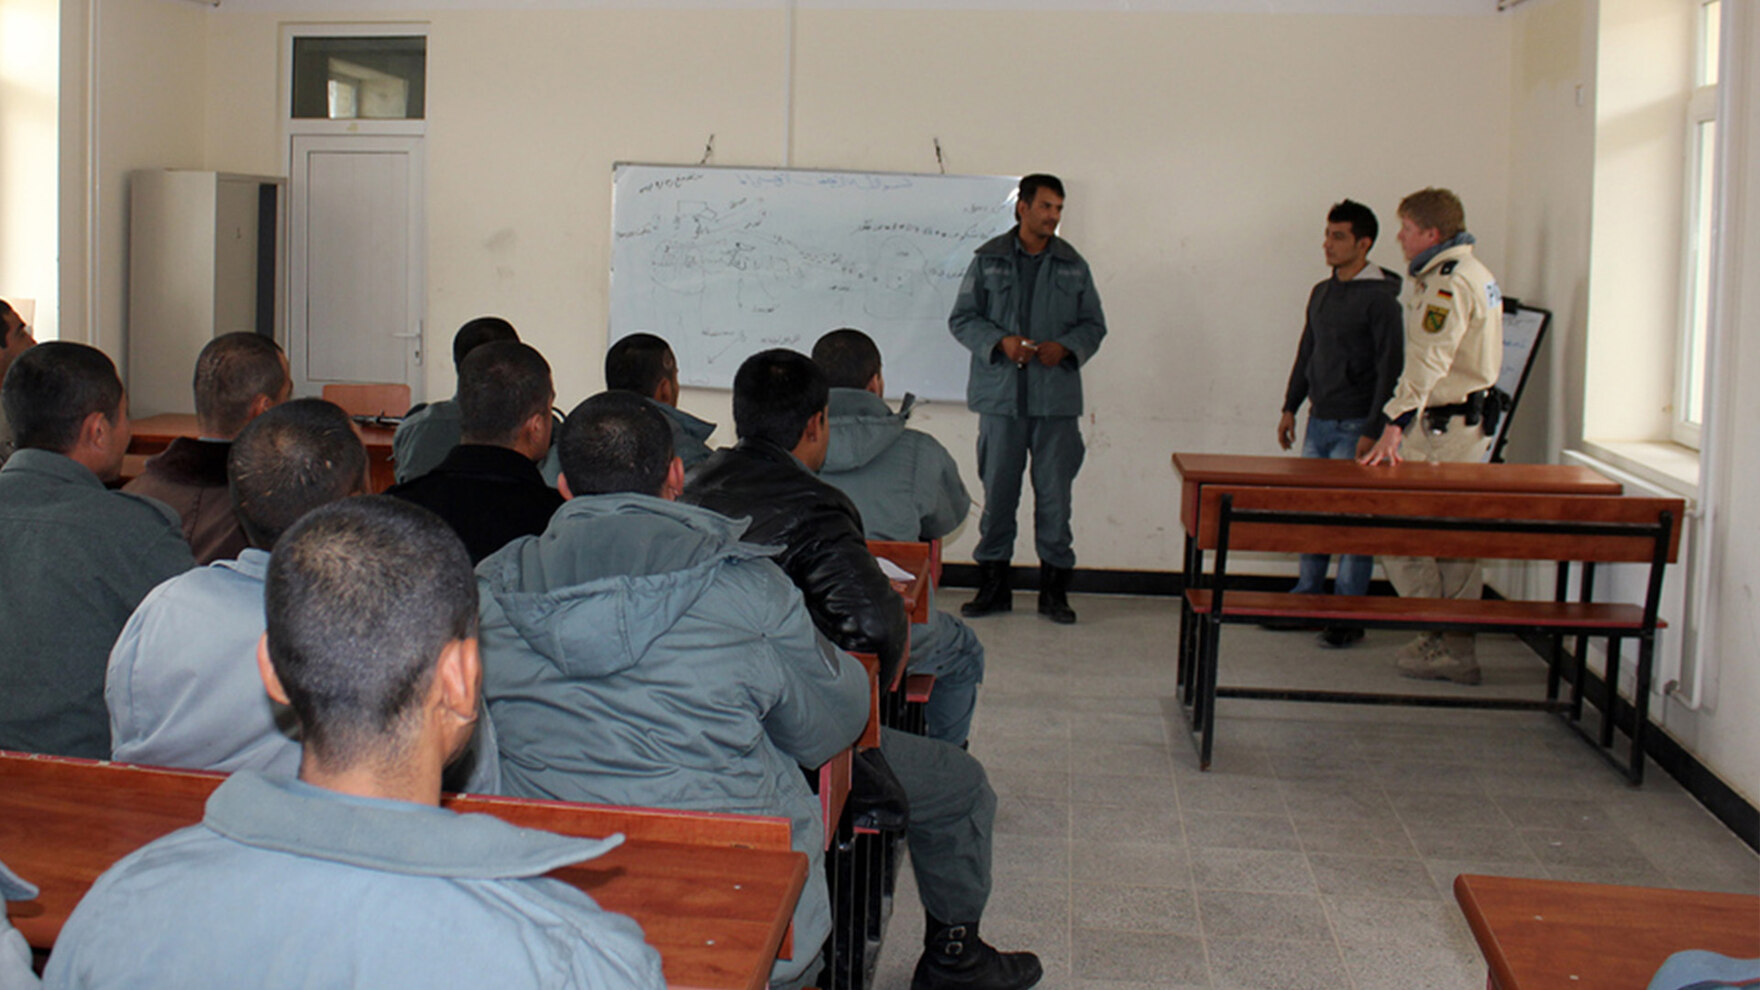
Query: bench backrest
1194 485 1684 565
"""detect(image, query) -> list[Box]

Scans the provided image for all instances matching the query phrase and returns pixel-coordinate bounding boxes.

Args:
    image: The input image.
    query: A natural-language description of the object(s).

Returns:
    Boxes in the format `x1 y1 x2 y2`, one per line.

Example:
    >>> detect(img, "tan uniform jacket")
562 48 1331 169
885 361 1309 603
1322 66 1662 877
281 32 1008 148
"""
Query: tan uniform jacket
1383 241 1503 422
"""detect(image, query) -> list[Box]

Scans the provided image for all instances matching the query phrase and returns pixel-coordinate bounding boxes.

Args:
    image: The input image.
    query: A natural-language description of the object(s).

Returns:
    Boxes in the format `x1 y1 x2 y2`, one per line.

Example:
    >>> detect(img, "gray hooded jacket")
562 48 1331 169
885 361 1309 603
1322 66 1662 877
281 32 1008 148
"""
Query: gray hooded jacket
476 494 869 982
819 388 970 542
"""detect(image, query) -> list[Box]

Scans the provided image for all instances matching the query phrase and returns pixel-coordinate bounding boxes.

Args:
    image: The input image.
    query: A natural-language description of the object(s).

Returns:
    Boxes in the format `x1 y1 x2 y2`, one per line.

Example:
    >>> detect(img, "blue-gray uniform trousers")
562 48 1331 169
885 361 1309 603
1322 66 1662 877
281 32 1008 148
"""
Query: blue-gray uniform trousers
882 727 994 922
909 610 983 747
975 413 1085 569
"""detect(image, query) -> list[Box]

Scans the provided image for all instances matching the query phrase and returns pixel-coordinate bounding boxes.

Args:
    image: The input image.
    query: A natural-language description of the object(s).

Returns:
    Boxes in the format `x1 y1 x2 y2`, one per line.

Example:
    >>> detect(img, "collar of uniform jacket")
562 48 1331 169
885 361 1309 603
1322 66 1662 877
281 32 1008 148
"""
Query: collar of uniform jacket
973 225 1082 262
204 771 624 878
0 446 109 489
1409 231 1476 276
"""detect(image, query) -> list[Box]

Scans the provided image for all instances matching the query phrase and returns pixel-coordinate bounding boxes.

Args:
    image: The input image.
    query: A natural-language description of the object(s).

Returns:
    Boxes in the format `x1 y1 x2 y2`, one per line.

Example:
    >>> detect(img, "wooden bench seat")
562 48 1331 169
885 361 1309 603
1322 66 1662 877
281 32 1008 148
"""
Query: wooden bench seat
1179 484 1685 782
1184 590 1659 632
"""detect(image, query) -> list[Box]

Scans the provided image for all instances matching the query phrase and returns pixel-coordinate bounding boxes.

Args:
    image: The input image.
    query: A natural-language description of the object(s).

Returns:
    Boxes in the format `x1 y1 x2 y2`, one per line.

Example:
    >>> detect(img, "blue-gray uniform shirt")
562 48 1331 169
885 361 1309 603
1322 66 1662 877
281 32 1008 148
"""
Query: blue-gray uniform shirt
647 398 717 470
0 449 195 758
43 772 664 990
0 859 38 990
818 388 968 544
106 547 502 793
391 397 463 484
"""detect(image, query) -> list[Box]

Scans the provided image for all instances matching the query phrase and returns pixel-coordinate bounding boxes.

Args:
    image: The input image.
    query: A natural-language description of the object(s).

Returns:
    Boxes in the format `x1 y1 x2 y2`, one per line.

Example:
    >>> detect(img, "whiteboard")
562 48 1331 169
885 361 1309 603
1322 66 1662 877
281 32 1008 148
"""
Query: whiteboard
609 164 1020 402
1497 304 1547 397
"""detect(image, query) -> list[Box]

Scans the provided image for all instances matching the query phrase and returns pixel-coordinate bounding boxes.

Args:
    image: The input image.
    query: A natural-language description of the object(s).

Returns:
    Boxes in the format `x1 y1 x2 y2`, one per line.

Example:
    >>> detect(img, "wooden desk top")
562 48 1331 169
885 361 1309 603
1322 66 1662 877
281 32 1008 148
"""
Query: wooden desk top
1454 873 1760 990
1 753 804 990
1171 453 1622 495
130 413 396 449
1171 454 1622 539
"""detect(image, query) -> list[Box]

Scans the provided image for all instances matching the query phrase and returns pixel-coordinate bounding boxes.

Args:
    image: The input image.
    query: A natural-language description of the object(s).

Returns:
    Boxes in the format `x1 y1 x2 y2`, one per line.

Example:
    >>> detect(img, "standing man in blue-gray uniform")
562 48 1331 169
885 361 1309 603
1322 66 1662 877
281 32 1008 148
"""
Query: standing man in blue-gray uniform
46 497 664 990
605 332 718 469
1361 187 1504 686
950 173 1105 624
1274 199 1405 649
392 315 520 483
813 327 985 747
0 343 195 759
477 391 867 990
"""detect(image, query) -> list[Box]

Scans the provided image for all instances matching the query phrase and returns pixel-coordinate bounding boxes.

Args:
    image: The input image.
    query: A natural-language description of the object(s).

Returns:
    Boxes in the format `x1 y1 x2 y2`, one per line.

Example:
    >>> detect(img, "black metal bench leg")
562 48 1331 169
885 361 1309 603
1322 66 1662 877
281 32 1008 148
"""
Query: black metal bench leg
1547 562 1569 701
1630 633 1654 785
1600 636 1623 750
1199 616 1222 770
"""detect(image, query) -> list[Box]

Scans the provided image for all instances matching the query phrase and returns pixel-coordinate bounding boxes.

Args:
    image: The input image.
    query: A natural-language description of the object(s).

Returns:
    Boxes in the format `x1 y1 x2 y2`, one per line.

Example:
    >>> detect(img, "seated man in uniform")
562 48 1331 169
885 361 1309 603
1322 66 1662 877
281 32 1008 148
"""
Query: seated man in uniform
478 391 868 990
605 333 718 469
388 341 563 563
46 497 663 990
812 327 986 747
123 332 290 563
1 858 36 990
686 349 1041 990
108 399 367 777
392 315 519 483
0 343 194 758
0 298 39 466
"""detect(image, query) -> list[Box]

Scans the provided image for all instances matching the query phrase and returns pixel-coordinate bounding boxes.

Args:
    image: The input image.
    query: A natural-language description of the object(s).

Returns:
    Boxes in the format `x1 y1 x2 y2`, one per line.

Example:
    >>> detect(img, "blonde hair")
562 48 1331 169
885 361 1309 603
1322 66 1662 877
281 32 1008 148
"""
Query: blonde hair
1398 188 1465 240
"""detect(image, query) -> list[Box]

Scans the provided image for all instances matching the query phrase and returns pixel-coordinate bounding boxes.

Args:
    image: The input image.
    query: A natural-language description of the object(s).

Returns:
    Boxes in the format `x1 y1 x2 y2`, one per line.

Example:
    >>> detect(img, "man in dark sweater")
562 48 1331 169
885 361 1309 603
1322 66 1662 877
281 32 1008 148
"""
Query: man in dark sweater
388 341 562 563
1275 199 1404 648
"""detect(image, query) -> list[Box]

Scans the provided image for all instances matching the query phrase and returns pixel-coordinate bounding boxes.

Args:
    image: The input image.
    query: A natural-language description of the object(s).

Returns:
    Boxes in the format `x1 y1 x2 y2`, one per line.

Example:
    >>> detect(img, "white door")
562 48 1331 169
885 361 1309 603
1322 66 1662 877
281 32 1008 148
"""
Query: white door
289 134 425 399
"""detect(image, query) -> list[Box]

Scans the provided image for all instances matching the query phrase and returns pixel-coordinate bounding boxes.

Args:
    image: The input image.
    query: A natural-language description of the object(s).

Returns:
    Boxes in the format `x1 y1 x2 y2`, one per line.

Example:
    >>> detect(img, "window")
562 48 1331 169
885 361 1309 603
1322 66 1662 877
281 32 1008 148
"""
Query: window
1673 0 1720 447
291 36 426 121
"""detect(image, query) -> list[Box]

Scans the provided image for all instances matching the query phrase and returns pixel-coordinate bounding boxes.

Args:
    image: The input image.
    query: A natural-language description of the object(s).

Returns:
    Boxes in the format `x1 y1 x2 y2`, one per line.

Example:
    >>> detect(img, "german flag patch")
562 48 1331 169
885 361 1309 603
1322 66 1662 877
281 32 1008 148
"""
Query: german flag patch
1423 305 1450 333
1436 289 1454 300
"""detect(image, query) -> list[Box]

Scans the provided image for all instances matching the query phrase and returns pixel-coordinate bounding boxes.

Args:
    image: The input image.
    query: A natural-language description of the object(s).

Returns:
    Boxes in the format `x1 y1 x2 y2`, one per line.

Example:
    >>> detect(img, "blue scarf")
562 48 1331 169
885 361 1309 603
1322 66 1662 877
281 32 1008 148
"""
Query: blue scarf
1409 231 1476 276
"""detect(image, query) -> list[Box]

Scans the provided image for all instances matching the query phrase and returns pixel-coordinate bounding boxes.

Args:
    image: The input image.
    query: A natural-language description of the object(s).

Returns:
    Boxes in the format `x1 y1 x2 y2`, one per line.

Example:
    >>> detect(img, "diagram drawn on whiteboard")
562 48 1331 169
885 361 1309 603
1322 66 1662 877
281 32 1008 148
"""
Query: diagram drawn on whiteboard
611 165 1020 401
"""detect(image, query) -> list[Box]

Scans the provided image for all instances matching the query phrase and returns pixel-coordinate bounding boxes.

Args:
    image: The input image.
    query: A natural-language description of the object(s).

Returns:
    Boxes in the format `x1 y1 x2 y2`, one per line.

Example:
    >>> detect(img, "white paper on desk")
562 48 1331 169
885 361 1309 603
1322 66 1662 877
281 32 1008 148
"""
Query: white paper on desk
876 557 914 582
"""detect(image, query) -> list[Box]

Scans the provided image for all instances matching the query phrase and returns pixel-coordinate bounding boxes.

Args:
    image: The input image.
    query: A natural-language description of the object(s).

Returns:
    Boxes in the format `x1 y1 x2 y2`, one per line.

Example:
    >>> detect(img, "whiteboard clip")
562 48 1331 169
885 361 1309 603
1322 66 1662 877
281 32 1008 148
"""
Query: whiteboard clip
699 134 716 166
933 138 945 174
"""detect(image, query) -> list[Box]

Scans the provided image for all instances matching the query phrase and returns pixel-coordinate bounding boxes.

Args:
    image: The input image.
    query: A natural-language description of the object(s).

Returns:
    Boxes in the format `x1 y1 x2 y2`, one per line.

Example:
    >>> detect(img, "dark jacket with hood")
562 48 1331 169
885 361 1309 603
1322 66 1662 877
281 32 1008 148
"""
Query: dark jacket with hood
1281 265 1405 438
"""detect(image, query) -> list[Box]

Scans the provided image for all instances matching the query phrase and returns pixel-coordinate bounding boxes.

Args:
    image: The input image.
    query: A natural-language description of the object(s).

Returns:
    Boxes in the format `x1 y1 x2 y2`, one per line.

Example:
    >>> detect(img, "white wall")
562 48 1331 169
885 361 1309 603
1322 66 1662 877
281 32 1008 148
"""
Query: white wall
1 0 60 339
58 0 209 369
197 5 1511 572
49 0 1760 822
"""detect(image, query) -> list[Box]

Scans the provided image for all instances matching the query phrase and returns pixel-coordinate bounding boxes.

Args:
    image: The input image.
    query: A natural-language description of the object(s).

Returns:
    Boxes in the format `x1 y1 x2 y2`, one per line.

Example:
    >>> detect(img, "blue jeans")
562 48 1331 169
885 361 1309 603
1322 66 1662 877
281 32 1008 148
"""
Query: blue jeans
1290 416 1373 598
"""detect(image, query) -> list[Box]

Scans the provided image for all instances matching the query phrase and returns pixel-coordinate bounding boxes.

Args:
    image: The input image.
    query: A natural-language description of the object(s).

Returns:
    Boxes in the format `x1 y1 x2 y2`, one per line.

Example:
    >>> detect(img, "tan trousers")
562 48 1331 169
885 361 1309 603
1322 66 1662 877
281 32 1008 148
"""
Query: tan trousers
1381 416 1493 657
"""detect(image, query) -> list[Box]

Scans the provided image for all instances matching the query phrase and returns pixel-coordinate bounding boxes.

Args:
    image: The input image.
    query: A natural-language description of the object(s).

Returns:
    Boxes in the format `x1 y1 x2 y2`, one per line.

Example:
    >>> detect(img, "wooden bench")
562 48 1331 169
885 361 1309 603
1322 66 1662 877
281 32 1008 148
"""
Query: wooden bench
1179 485 1683 782
0 751 805 990
1454 873 1760 989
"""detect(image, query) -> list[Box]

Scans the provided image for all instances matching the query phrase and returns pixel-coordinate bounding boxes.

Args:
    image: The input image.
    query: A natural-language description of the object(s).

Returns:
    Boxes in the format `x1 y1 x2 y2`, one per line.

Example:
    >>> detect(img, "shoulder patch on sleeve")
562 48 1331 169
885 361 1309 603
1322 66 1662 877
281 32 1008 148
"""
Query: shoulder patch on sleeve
1423 305 1451 333
1438 260 1457 276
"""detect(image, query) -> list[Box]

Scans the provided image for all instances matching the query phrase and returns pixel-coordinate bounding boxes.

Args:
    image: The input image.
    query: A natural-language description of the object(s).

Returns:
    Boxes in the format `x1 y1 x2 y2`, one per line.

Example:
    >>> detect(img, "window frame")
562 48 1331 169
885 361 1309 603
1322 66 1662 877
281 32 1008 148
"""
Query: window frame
1671 0 1721 449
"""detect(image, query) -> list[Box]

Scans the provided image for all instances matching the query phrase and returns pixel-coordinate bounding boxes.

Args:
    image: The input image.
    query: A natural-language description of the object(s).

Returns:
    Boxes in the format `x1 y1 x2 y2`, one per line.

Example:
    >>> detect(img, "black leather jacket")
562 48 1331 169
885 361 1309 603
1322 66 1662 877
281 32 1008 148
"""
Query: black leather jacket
684 439 908 687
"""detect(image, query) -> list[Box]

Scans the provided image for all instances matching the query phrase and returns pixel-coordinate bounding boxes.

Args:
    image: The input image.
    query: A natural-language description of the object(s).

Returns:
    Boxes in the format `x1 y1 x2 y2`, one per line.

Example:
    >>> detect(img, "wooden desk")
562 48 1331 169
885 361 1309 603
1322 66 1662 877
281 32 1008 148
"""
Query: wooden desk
1454 873 1760 989
0 752 805 990
129 413 399 494
1171 453 1623 540
869 540 933 626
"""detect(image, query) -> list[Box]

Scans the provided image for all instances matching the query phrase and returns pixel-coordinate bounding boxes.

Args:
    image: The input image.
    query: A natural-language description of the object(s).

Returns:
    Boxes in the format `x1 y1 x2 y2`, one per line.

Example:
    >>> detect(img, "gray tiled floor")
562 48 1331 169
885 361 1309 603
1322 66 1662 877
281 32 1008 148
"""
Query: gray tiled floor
871 593 1760 989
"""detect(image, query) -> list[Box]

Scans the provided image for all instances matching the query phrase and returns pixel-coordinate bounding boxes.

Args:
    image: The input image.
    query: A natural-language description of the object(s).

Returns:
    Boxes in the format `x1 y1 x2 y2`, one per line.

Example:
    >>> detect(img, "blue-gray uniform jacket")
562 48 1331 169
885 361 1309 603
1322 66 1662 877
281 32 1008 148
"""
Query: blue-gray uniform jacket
397 397 566 487
0 449 195 758
948 229 1107 417
649 398 717 470
476 494 869 984
819 388 969 543
42 772 663 990
105 548 502 793
1 859 37 990
391 396 462 484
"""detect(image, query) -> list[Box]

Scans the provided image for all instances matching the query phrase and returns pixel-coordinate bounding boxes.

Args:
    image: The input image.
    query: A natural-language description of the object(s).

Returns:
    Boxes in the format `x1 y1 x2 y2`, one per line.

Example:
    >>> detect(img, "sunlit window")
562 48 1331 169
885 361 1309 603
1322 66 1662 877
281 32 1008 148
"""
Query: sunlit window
291 37 425 120
1674 0 1720 447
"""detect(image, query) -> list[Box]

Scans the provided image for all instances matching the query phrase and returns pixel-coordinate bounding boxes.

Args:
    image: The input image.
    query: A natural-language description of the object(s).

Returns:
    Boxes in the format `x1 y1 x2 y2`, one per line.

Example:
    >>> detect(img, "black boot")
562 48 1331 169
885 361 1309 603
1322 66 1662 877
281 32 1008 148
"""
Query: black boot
961 561 1013 617
1038 564 1076 624
910 918 1042 990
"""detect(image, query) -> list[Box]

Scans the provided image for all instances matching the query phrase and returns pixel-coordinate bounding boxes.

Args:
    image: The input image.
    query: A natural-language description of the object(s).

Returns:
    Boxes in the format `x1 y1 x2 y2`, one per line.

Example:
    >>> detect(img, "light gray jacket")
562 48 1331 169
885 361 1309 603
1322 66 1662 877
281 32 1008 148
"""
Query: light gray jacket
43 773 662 989
820 388 969 542
477 494 868 983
